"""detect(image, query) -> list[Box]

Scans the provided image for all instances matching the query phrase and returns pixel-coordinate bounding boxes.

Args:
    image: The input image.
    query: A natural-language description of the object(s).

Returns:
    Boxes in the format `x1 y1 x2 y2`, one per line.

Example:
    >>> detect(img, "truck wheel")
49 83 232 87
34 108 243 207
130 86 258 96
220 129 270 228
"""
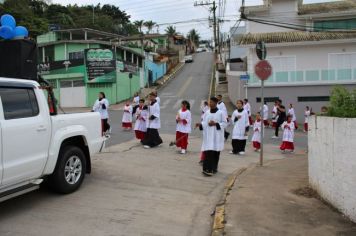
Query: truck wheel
49 146 86 194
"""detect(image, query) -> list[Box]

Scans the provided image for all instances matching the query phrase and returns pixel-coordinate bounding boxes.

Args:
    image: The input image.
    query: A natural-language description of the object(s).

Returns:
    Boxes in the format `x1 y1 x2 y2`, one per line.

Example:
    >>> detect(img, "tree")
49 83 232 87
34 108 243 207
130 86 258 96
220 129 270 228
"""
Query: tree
165 25 177 37
144 20 156 34
187 29 200 45
134 20 144 33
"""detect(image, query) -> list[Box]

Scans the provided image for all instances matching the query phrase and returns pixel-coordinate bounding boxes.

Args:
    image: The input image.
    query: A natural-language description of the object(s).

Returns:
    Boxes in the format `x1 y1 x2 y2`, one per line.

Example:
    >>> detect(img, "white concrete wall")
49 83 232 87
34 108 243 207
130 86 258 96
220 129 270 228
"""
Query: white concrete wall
309 116 356 222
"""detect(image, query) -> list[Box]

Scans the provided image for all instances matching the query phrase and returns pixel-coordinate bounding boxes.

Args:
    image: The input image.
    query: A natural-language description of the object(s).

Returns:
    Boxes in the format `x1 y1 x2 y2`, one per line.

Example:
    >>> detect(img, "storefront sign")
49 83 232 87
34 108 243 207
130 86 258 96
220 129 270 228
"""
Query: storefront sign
84 48 116 83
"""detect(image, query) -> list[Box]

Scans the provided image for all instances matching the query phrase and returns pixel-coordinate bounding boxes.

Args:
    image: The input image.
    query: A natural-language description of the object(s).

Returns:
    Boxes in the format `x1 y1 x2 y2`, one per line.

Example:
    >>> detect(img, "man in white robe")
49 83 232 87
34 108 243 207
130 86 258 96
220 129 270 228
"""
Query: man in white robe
142 92 163 148
196 97 228 176
217 94 230 141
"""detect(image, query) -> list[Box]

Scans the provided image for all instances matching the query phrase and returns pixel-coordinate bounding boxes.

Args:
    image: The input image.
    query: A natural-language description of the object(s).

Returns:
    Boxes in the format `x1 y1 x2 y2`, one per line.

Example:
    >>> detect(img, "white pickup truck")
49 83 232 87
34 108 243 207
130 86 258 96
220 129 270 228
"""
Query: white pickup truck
0 78 104 202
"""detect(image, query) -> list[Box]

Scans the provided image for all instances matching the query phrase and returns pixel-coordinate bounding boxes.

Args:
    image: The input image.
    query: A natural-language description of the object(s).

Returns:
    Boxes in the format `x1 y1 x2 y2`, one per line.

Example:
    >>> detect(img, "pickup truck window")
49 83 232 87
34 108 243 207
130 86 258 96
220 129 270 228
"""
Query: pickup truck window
0 87 39 120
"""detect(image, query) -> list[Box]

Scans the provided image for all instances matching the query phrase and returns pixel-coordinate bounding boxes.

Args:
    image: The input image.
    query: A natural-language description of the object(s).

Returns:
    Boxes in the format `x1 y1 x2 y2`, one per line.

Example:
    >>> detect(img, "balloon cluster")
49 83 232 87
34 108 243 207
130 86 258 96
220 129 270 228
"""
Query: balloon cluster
0 14 29 40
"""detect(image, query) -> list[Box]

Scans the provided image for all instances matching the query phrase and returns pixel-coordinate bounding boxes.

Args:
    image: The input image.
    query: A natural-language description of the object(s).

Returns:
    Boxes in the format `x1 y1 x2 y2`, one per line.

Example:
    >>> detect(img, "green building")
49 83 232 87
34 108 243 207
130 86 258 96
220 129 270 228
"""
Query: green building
37 28 145 107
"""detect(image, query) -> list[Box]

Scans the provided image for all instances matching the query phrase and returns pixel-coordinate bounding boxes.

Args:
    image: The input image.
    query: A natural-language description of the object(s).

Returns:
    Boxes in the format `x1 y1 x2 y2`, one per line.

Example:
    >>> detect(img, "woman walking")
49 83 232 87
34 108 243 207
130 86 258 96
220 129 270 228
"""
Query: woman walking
92 92 110 136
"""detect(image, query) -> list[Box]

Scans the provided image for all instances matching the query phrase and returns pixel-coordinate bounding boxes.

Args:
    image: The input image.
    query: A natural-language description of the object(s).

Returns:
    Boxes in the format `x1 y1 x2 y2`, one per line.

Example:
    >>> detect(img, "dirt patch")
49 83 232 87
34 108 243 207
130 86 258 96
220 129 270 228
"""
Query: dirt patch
292 186 318 198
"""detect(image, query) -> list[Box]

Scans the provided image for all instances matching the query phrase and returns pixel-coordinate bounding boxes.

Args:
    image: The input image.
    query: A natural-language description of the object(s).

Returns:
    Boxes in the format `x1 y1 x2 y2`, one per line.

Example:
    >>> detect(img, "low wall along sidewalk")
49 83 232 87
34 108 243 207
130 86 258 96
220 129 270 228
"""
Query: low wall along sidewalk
308 115 356 222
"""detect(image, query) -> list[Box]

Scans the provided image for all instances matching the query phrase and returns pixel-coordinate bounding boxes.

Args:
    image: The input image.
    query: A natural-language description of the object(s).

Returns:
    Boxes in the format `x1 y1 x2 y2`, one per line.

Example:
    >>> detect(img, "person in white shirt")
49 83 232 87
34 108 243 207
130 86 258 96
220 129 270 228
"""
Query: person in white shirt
243 98 252 126
154 91 160 104
288 103 298 130
271 101 279 128
251 112 262 152
304 106 311 133
176 100 192 154
132 92 140 116
280 115 295 153
141 92 163 148
216 95 230 141
92 92 110 135
196 97 228 176
134 99 148 141
230 100 250 155
122 103 133 130
262 101 269 127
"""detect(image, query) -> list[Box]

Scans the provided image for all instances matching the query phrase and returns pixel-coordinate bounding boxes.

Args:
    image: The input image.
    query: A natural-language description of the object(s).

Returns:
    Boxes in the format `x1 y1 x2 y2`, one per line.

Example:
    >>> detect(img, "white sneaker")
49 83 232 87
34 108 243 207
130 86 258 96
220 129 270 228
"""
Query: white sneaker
271 136 278 139
239 152 245 155
180 149 186 154
229 151 235 154
143 145 151 149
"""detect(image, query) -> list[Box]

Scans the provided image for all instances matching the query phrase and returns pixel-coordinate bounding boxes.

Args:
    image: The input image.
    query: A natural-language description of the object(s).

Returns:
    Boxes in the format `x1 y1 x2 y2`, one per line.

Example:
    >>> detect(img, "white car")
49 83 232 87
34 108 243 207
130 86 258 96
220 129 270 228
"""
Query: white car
0 78 105 202
184 55 194 63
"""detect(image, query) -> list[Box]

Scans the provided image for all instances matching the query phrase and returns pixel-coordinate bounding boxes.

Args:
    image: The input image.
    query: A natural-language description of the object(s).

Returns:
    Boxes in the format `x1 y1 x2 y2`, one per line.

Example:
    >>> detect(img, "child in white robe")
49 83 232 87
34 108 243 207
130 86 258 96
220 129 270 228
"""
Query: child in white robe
271 101 278 128
288 103 298 130
176 100 192 154
134 99 148 141
280 115 295 153
304 106 311 133
230 100 250 155
122 103 133 130
252 113 262 152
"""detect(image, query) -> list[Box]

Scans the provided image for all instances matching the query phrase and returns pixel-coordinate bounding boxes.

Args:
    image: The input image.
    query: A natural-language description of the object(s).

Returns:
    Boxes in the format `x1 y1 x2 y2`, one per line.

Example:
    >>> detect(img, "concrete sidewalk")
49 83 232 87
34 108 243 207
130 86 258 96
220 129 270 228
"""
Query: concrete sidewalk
224 155 356 236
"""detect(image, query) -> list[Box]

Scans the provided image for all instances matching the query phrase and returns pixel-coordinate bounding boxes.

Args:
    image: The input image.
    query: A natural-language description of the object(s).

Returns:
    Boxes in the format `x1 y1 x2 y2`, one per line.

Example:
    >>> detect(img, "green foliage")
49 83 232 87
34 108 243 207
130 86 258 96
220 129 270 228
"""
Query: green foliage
187 29 200 45
144 20 156 34
327 86 356 118
165 26 177 37
0 0 140 37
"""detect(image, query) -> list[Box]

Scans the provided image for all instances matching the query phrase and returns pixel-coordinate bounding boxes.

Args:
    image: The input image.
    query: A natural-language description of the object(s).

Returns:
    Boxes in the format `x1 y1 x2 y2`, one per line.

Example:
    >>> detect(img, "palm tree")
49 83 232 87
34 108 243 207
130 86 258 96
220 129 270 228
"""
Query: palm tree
187 29 200 46
165 25 177 37
134 20 144 33
144 20 156 34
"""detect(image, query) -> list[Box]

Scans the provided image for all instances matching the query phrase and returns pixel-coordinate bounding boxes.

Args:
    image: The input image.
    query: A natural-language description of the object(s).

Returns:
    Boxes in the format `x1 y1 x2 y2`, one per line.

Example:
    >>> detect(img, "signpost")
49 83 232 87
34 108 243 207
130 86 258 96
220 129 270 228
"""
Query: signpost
84 48 116 83
254 42 272 167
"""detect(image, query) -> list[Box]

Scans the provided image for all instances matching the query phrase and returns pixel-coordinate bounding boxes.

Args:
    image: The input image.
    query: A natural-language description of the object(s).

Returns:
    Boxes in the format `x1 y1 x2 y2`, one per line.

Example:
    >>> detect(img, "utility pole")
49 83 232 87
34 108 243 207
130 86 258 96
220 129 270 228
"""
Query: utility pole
194 1 218 55
92 5 95 25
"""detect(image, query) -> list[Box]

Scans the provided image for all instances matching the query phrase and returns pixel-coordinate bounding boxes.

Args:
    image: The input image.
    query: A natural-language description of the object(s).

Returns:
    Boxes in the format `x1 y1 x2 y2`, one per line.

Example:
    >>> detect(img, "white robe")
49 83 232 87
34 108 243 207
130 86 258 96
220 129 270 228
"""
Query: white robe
201 109 227 152
272 105 278 122
147 101 161 129
93 98 109 119
122 105 133 123
134 107 148 132
304 110 311 123
262 104 269 121
243 103 251 116
281 121 295 142
217 101 228 118
176 109 192 134
231 109 249 140
201 105 209 121
288 108 297 122
156 96 161 105
251 120 262 143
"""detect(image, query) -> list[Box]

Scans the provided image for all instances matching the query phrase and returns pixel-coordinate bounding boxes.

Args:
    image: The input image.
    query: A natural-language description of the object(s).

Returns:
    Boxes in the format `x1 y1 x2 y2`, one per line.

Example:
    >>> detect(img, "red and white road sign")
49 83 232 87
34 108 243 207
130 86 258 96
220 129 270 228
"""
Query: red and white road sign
255 60 272 81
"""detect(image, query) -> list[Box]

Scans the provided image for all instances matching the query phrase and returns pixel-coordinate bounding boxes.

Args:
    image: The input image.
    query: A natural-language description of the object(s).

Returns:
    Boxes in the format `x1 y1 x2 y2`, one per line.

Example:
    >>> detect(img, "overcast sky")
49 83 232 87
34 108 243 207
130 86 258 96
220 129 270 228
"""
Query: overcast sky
51 0 340 39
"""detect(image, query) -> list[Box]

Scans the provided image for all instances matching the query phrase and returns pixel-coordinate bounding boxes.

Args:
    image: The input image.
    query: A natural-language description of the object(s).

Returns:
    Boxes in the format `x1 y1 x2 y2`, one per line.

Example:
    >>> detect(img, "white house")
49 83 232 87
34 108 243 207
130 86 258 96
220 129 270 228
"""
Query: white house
227 0 356 122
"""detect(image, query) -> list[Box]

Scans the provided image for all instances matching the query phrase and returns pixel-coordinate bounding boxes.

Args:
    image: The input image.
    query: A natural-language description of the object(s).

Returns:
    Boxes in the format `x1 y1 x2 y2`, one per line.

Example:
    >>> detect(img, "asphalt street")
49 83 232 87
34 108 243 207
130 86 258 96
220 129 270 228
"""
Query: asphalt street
106 52 213 147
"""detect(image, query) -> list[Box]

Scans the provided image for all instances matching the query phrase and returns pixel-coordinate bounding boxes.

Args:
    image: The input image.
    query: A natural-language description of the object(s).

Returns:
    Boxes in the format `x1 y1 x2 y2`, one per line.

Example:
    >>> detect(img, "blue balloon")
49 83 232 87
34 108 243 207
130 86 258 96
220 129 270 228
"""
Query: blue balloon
14 26 29 38
0 26 14 39
0 14 16 29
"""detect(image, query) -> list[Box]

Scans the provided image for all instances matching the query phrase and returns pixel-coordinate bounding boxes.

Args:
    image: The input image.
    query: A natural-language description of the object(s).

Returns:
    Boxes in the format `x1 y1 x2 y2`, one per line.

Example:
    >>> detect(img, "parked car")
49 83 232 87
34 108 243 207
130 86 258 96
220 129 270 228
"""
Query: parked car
196 48 203 53
184 55 194 63
0 78 105 202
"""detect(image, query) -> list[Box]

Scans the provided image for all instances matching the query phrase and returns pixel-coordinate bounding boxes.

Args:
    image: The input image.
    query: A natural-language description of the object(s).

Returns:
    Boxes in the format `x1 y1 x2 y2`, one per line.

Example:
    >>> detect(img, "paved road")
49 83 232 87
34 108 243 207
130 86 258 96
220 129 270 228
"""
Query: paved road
106 52 213 147
0 52 309 236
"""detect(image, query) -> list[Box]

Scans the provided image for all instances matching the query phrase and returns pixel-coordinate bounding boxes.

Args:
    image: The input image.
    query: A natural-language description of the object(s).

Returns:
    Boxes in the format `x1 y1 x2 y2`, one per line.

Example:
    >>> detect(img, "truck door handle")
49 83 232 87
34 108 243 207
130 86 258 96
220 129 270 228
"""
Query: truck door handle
37 126 47 132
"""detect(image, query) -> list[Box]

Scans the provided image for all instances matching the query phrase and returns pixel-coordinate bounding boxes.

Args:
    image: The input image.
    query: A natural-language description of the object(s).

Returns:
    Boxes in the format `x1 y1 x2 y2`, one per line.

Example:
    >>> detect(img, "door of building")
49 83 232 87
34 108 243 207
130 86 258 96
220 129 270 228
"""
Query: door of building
60 80 86 107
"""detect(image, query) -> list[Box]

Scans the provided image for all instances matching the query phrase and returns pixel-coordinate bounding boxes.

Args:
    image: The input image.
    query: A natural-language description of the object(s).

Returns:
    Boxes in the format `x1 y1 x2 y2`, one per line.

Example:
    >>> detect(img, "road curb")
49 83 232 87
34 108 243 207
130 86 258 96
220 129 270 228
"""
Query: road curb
211 167 247 236
209 64 216 99
156 62 185 89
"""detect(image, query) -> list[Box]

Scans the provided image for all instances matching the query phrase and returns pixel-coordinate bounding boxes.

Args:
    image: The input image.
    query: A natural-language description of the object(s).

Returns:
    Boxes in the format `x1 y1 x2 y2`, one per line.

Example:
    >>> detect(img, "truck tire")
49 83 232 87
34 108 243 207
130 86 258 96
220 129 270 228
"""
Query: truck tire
49 146 87 194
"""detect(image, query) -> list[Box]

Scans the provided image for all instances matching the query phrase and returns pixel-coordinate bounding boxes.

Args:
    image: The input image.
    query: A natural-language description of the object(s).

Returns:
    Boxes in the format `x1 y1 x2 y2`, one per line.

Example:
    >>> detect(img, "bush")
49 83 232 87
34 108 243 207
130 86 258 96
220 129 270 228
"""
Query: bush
327 86 356 118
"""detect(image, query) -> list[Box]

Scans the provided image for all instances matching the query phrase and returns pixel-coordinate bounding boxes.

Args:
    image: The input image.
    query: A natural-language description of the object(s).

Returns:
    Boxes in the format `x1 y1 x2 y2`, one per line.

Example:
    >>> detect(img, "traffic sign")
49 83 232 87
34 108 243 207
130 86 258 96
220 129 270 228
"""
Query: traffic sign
240 74 250 81
256 41 267 60
255 60 272 81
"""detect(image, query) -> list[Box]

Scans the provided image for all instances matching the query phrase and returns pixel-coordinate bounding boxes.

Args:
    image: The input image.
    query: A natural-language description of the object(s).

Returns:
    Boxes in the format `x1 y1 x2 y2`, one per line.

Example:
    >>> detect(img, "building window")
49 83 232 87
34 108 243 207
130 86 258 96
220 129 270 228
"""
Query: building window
268 56 296 82
297 96 330 102
69 51 84 60
328 52 356 80
256 97 280 103
314 18 356 31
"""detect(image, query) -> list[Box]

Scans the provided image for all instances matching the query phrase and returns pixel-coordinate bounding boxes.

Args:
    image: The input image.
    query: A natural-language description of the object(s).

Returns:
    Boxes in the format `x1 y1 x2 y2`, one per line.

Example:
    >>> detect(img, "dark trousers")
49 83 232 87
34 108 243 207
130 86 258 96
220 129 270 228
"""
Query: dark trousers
203 151 220 173
275 123 281 137
141 128 163 147
224 131 230 140
232 139 246 154
102 119 110 134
